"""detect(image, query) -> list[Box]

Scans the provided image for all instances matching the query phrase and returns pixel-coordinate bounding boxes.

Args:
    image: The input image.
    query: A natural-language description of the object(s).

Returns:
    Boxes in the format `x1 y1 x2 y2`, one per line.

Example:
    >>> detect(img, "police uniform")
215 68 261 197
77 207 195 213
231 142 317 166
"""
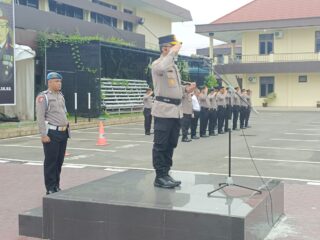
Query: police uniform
199 90 210 137
0 9 14 84
36 72 69 194
143 90 153 135
224 89 233 132
208 89 218 136
239 90 248 129
245 90 252 128
216 88 226 134
181 86 193 142
232 88 241 130
151 35 183 188
191 92 200 139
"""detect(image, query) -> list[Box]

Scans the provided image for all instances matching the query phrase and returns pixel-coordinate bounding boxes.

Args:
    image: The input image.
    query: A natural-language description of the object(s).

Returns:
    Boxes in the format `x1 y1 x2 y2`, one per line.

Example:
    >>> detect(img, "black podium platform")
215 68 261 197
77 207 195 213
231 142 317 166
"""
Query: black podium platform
19 170 284 240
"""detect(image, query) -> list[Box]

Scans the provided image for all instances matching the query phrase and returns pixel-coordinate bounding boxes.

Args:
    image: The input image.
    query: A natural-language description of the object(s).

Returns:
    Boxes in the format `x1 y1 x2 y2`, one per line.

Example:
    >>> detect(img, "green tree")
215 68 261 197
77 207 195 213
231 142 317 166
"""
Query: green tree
204 74 218 89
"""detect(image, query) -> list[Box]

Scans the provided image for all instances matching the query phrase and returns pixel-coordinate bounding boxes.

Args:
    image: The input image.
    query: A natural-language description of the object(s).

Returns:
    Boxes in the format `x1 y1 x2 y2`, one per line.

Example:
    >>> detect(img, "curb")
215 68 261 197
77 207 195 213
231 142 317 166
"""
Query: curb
0 116 144 139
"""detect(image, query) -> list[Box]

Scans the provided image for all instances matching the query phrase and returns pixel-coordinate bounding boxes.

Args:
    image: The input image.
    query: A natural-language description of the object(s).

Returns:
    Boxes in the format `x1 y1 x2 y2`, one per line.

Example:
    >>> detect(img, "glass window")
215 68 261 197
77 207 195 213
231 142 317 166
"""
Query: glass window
49 0 83 19
260 76 274 97
298 75 307 83
259 34 274 55
123 9 133 32
16 0 39 8
316 31 320 52
92 0 117 10
91 12 117 27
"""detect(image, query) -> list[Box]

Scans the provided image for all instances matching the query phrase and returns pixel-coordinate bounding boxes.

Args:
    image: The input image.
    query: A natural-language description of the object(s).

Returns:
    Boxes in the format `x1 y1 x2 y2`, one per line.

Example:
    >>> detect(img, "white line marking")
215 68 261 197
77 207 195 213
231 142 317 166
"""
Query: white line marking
75 132 145 136
271 138 320 142
285 133 320 136
1 157 319 183
0 134 38 141
296 129 320 131
0 160 8 163
63 164 85 169
104 168 126 172
24 162 43 166
0 157 29 163
0 144 117 153
115 144 140 149
252 145 320 152
307 182 320 186
227 156 320 164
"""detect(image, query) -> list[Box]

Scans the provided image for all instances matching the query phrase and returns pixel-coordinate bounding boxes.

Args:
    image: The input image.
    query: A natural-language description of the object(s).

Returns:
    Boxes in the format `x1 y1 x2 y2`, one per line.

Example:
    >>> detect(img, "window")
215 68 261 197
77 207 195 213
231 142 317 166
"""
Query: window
92 0 117 10
298 75 308 83
316 31 320 52
259 34 274 55
16 0 39 8
49 0 83 19
260 76 274 97
91 12 117 27
123 9 133 31
216 54 224 64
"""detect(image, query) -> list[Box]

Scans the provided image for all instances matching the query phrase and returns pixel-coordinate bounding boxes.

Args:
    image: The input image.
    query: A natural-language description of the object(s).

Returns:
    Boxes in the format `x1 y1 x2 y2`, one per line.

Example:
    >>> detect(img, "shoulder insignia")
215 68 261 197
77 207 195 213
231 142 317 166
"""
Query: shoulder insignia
37 96 44 103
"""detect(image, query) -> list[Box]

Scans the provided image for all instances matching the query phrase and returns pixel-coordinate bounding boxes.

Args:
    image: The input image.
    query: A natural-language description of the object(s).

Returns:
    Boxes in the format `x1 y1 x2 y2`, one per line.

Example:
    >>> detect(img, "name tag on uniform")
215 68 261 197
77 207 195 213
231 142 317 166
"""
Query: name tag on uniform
168 79 176 87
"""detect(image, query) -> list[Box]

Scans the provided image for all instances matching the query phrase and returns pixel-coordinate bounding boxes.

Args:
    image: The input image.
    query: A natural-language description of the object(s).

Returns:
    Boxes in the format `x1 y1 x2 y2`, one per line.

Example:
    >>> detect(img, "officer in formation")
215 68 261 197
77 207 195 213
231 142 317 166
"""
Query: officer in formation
198 86 210 137
190 88 200 139
36 72 70 195
0 8 13 83
232 87 241 130
224 87 233 132
239 89 250 129
181 83 196 142
216 86 226 134
245 89 252 128
208 88 218 136
143 88 153 135
151 34 196 189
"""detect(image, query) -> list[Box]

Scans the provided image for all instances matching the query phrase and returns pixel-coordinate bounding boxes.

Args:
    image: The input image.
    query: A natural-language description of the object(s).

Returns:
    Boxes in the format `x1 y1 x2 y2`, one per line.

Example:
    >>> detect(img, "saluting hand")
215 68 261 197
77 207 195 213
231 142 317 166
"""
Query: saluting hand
171 43 182 54
41 136 51 143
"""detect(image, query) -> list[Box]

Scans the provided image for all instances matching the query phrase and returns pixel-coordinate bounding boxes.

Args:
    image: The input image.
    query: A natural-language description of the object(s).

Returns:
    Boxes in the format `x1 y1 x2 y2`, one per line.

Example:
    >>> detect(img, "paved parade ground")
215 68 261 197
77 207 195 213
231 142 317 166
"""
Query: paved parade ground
1 110 320 239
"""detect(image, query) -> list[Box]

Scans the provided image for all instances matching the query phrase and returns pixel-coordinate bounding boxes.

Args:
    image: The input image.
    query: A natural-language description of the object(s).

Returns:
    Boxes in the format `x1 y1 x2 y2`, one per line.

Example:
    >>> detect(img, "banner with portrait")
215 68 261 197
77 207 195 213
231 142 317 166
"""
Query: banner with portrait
0 0 14 105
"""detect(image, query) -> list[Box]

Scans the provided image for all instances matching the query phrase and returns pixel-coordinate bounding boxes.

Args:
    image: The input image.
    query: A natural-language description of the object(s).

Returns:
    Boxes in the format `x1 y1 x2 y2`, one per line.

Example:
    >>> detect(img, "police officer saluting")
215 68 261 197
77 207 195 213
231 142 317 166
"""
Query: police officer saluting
151 34 196 188
36 72 70 195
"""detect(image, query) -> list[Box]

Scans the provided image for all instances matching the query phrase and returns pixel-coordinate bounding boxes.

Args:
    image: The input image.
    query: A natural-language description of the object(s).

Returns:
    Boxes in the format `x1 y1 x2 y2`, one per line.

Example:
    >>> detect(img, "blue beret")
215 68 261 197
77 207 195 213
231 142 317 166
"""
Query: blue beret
47 72 62 81
158 34 181 46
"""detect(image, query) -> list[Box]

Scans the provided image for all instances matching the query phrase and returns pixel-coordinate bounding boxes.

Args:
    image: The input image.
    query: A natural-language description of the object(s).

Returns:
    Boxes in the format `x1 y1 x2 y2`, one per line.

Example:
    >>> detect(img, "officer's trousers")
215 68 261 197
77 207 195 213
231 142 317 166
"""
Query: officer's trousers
224 104 232 132
232 105 240 130
199 107 209 136
191 110 200 137
217 106 225 133
143 108 152 134
181 113 192 139
245 107 251 127
208 109 217 135
152 117 180 177
43 129 68 191
240 106 247 128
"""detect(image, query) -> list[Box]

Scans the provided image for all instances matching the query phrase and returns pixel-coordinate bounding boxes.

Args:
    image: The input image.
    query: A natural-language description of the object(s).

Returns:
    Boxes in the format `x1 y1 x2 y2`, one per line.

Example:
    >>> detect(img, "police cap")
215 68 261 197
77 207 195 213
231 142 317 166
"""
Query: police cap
158 34 182 46
47 72 63 81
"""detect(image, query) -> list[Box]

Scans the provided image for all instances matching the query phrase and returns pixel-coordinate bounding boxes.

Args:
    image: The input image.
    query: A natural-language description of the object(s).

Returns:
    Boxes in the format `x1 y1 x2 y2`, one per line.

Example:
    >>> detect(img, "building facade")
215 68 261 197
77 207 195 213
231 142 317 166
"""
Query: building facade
14 0 192 50
196 0 320 107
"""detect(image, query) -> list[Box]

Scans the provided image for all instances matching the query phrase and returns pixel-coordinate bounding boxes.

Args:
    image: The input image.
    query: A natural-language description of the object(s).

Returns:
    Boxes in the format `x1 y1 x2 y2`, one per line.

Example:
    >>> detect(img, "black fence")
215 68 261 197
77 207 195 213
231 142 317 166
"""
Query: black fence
42 40 210 117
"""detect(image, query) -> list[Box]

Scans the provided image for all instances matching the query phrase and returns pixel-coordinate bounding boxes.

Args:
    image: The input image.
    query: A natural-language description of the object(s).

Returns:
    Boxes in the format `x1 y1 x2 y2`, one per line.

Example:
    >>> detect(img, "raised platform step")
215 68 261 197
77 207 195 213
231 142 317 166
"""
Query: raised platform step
19 170 284 240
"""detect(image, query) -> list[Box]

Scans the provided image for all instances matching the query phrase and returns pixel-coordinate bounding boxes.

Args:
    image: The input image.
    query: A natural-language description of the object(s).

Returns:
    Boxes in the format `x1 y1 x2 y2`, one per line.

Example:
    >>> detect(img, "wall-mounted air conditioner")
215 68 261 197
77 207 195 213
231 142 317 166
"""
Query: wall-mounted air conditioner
274 30 284 39
248 76 257 83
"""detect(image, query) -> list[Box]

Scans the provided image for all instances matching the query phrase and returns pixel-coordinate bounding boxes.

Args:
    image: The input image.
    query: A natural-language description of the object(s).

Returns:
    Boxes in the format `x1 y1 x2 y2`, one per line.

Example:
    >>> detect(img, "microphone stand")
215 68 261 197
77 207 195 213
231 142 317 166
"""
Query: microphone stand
206 60 261 196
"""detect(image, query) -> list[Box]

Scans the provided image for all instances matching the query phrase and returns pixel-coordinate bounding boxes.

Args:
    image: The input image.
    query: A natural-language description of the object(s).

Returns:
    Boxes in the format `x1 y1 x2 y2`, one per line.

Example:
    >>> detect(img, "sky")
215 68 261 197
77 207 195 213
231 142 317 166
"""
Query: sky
167 0 253 56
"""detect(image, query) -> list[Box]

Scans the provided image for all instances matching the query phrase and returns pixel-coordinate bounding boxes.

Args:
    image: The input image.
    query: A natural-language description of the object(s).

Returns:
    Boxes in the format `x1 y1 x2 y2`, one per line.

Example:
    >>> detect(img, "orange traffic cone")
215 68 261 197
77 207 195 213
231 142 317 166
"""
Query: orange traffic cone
96 121 108 146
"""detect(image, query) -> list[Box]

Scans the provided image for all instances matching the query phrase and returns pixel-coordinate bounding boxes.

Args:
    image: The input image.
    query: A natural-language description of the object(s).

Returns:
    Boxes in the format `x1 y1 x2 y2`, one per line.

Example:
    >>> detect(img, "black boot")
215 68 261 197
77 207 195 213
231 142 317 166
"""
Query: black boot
154 176 177 188
166 175 181 186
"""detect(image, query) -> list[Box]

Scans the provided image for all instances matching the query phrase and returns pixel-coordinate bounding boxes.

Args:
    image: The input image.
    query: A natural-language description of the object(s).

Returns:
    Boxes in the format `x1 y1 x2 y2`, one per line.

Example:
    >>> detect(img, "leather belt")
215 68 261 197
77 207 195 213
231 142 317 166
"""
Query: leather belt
48 124 68 131
155 96 181 105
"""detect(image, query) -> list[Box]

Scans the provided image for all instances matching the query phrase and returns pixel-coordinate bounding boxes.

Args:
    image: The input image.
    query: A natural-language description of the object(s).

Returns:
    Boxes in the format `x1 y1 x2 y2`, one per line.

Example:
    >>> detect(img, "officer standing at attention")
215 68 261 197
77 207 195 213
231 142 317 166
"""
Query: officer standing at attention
198 86 210 137
181 83 196 142
216 86 226 134
239 89 248 129
36 72 70 195
224 87 233 132
245 89 252 128
232 87 241 130
151 34 195 188
191 88 201 139
208 88 218 136
143 88 153 135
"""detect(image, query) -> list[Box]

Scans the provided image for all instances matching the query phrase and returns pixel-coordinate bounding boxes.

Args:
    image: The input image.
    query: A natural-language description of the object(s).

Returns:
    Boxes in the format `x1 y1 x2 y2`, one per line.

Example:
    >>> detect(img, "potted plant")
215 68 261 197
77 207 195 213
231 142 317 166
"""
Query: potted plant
262 92 276 107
